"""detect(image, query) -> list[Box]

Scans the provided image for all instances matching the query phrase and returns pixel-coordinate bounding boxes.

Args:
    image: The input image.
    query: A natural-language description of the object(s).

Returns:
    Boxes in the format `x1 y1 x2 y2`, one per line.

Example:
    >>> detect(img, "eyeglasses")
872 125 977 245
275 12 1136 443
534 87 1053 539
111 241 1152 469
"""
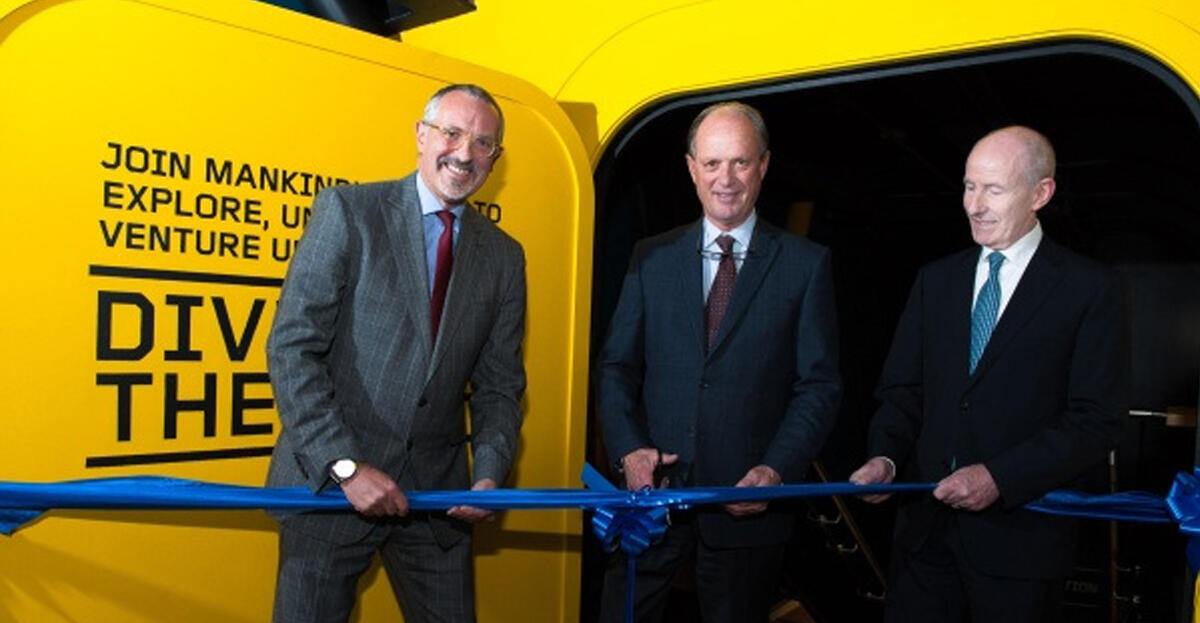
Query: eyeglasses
420 121 503 158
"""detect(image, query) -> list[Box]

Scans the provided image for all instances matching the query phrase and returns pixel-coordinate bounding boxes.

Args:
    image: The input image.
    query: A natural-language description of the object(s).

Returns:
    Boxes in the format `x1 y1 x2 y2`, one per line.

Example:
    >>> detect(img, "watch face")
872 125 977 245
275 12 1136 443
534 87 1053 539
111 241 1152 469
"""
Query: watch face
332 459 356 480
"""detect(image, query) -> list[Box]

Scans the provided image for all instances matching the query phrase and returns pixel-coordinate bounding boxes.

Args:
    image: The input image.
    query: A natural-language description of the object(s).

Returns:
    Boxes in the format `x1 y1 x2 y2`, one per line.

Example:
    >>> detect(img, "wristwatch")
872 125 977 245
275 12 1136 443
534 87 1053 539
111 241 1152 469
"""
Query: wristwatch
329 458 358 484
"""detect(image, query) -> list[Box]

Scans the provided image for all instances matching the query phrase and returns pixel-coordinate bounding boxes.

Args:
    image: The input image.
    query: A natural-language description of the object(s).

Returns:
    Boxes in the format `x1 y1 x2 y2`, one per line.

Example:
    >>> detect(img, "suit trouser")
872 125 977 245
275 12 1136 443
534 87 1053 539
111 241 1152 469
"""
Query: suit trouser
597 512 784 623
884 510 1062 623
273 515 474 623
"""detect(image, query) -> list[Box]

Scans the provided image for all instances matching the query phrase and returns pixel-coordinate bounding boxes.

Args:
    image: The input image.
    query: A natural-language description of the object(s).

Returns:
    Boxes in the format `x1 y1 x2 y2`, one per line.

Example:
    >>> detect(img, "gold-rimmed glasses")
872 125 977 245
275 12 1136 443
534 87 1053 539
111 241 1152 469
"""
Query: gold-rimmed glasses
420 121 503 158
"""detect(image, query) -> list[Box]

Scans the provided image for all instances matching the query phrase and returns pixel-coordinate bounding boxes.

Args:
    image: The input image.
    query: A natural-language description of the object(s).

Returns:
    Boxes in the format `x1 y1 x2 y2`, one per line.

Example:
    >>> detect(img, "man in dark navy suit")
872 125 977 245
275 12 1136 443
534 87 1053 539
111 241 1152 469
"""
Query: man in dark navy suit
597 101 841 622
851 126 1127 622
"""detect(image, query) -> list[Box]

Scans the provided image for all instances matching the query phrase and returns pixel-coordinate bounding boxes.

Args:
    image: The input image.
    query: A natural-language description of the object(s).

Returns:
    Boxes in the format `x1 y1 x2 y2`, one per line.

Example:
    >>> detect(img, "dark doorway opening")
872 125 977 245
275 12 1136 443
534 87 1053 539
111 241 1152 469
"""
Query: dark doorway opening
584 41 1200 623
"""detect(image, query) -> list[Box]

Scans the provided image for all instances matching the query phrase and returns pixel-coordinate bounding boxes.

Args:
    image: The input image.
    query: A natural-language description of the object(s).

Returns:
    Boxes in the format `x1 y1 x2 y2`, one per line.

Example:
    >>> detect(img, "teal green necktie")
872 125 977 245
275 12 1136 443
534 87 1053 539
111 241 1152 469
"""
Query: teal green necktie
969 252 1005 373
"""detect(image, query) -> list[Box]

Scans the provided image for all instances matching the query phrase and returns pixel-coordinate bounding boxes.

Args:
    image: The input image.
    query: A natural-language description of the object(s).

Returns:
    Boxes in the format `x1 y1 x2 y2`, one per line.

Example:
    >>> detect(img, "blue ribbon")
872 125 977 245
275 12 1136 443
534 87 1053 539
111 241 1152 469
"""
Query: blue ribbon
8 466 1200 623
578 463 934 555
1165 468 1200 572
4 466 1200 574
1 469 1193 535
581 464 670 557
573 465 934 621
0 474 636 535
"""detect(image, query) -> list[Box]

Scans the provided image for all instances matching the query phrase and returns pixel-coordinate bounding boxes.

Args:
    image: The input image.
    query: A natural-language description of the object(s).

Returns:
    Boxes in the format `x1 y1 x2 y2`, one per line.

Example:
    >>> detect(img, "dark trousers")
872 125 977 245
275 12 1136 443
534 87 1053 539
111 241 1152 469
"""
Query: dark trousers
885 512 1062 623
273 516 474 623
598 513 784 623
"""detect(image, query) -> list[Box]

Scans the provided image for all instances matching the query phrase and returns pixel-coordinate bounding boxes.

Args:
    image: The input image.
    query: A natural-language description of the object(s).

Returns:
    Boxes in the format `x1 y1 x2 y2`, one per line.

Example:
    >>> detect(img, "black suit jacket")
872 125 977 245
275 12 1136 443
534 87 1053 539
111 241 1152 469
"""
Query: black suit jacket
869 235 1127 578
598 218 841 548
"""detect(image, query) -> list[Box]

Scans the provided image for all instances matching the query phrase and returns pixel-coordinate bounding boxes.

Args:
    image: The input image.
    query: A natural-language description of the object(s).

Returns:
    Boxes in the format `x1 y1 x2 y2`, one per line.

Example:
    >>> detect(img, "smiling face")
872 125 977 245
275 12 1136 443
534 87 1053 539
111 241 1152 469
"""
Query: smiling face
416 89 501 207
686 108 770 231
962 128 1056 250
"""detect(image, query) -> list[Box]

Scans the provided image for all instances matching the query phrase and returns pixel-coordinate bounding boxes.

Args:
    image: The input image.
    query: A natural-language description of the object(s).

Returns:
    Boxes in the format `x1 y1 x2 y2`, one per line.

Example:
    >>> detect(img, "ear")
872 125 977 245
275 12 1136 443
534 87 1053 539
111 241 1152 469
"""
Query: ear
415 121 427 151
1030 177 1056 212
758 150 771 180
686 153 699 185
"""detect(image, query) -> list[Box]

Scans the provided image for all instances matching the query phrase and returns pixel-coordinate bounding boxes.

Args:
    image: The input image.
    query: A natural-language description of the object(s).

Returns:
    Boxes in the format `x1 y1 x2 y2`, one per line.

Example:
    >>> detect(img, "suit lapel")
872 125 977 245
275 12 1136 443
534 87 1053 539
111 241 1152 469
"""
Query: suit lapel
707 219 779 357
947 250 976 388
382 176 434 360
967 239 1065 386
672 222 707 357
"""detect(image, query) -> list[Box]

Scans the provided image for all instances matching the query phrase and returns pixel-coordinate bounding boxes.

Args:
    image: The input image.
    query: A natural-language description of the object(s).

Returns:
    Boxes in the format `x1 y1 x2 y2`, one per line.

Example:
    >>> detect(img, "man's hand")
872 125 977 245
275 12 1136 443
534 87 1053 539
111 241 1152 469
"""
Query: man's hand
934 463 999 511
849 456 896 504
620 448 679 490
340 463 409 517
724 464 782 516
448 478 498 523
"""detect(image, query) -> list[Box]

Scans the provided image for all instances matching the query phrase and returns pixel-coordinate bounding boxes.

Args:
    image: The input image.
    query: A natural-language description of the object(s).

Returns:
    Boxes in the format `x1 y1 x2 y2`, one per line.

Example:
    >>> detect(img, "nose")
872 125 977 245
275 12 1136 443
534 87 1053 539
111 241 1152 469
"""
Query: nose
450 136 474 160
964 190 983 214
717 163 737 186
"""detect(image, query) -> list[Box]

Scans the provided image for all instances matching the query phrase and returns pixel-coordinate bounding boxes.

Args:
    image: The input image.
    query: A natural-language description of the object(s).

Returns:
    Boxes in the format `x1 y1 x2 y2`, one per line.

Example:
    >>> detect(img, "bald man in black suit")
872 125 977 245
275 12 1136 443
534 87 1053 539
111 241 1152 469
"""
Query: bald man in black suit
851 126 1127 622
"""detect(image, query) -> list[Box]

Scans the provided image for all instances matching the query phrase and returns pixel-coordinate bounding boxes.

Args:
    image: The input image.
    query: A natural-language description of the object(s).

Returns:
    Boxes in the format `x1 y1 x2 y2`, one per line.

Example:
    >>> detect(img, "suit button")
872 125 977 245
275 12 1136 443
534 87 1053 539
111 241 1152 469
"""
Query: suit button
700 381 710 389
960 401 969 410
417 397 428 407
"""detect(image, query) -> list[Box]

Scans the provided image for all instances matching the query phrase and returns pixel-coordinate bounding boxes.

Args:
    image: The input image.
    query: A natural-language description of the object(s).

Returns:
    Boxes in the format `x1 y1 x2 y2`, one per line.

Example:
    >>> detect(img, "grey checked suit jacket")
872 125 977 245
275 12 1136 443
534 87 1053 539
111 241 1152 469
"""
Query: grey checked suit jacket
266 173 526 547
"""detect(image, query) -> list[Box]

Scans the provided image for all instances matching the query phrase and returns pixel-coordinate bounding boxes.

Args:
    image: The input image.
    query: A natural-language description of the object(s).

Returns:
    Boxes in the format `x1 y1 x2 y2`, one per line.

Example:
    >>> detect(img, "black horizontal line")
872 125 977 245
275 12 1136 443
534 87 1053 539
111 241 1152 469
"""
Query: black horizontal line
89 265 283 288
85 446 274 467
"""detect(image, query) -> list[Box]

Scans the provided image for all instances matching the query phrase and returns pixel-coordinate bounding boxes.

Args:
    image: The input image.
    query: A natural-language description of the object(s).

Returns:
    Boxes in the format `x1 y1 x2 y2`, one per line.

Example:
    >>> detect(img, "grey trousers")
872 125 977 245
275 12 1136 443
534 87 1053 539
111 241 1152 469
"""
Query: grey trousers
273 516 474 623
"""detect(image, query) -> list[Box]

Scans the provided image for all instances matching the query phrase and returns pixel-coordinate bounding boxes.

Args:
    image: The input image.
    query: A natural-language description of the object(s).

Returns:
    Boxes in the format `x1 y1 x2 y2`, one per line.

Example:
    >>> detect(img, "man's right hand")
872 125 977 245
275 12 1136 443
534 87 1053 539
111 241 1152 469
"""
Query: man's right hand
340 463 409 517
849 456 896 504
620 447 679 490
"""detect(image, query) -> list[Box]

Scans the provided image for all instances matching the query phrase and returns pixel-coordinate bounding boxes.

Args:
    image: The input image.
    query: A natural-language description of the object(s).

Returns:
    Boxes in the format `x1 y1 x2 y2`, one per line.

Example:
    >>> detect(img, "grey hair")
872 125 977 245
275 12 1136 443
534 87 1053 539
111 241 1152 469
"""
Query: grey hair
686 101 769 156
422 83 505 144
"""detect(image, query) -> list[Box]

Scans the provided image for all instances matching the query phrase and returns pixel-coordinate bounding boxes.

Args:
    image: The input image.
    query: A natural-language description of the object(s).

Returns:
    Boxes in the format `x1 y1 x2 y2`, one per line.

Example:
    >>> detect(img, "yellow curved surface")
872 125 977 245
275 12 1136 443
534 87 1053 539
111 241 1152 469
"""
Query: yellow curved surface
406 0 1200 162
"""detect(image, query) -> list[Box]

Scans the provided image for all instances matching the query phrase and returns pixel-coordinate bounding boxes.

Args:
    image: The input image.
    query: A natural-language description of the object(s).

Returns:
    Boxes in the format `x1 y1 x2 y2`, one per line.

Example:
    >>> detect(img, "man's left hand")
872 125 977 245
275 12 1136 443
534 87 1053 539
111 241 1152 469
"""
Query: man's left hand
725 465 782 516
933 463 999 511
448 478 498 523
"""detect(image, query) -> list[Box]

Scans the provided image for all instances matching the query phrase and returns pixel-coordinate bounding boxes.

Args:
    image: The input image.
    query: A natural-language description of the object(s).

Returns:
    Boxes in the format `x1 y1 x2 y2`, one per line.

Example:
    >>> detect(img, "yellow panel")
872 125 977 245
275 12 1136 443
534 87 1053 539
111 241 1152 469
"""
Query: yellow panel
406 0 1200 162
0 1 592 621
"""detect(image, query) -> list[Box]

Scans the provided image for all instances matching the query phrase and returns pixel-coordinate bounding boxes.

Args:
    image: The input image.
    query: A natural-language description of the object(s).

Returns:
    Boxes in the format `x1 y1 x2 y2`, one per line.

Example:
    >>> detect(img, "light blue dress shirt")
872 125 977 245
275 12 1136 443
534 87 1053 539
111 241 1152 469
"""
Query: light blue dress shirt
415 174 465 295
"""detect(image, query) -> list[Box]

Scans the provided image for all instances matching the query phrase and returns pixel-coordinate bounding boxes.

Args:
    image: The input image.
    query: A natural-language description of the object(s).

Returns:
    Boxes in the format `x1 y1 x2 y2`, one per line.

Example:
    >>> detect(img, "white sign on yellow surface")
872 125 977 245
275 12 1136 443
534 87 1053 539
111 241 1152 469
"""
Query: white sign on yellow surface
0 1 592 621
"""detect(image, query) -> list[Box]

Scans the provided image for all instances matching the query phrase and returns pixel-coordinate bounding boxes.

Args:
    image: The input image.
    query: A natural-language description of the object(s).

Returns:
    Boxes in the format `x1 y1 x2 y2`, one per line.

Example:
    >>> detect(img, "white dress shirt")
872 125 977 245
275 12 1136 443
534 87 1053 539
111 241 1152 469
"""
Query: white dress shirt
972 220 1043 319
701 212 756 302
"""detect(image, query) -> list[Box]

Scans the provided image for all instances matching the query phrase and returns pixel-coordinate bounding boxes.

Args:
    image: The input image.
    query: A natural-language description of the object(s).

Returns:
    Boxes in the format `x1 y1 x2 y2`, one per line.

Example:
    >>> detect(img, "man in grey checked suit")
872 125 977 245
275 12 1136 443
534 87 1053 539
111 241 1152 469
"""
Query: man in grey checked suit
266 84 526 623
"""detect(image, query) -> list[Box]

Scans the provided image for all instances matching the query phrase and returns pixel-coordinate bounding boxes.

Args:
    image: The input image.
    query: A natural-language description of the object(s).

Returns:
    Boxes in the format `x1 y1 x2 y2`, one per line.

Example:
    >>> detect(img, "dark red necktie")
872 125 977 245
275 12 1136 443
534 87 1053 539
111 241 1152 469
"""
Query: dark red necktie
705 235 736 353
430 210 455 342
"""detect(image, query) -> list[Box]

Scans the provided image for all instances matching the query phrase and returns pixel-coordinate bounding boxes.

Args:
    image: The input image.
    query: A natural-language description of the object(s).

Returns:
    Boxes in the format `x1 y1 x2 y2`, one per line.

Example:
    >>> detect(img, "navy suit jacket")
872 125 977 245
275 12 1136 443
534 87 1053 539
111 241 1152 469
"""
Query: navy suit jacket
598 218 841 548
869 236 1127 578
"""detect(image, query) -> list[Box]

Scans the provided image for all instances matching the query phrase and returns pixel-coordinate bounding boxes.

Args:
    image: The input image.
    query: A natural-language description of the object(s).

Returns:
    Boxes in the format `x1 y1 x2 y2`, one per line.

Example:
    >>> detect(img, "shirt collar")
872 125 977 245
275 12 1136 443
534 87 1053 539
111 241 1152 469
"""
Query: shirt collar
702 211 757 251
980 220 1042 266
415 172 466 218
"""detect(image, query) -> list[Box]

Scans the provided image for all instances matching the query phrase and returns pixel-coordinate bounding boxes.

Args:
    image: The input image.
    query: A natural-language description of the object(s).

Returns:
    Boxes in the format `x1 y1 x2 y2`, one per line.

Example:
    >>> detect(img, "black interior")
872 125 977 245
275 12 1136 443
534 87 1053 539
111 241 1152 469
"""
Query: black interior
584 41 1200 622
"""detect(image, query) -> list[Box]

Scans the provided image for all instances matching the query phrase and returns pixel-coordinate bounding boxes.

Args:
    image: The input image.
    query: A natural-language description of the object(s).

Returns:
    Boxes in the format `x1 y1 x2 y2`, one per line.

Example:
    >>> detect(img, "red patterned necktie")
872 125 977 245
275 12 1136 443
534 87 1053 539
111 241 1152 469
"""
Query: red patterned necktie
430 210 455 342
705 235 737 353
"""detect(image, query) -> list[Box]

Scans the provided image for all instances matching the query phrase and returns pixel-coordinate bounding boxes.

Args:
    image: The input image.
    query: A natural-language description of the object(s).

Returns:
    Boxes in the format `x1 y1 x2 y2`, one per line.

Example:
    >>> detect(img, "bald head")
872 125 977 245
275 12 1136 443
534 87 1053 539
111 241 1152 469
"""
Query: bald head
687 101 769 157
973 126 1056 187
